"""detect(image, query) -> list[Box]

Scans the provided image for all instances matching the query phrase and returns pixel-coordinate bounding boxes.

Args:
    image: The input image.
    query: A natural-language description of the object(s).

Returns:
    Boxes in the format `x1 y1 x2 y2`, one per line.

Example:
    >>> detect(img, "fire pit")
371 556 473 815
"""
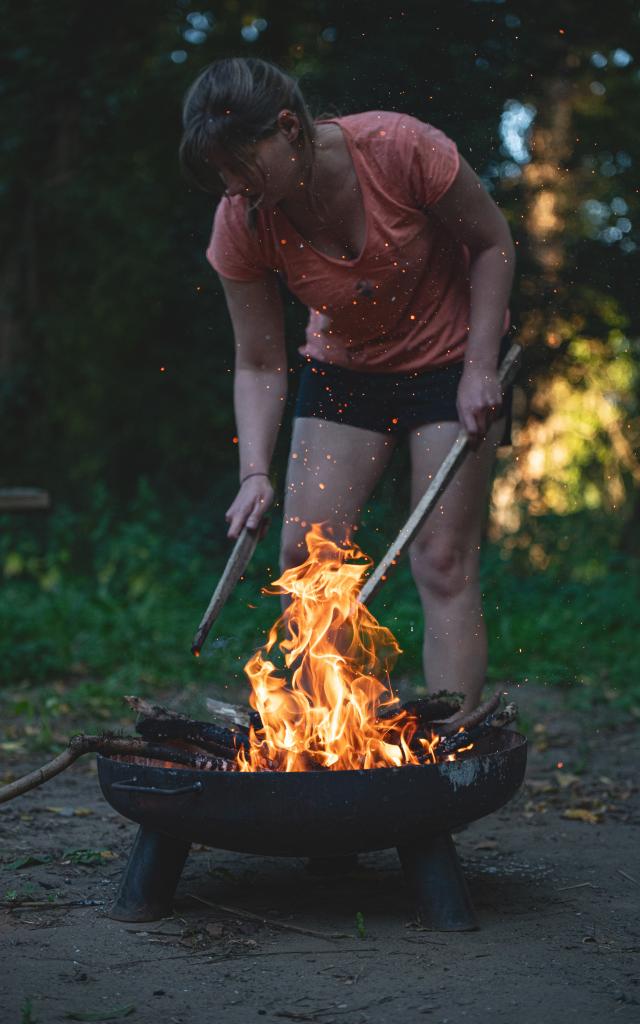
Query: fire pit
99 528 527 931
99 723 526 931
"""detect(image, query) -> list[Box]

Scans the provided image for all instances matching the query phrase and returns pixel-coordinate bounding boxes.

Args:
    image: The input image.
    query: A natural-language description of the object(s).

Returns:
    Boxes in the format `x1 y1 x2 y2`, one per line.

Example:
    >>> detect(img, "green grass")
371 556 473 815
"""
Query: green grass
1 492 639 740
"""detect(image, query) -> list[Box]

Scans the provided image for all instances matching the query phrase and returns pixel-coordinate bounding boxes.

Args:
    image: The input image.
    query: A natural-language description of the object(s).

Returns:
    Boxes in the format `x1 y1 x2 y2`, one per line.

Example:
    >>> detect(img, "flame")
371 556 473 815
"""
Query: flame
238 525 445 772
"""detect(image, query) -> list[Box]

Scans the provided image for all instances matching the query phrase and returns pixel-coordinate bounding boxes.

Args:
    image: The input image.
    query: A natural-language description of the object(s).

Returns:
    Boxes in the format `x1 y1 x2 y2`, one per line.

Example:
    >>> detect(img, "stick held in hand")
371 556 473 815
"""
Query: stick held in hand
358 343 522 605
191 524 260 656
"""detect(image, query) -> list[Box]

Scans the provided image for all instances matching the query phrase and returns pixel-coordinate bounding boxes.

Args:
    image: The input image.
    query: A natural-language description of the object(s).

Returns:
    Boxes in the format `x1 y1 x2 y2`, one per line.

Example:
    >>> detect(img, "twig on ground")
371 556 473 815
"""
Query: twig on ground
555 882 595 892
104 947 379 970
617 869 638 885
0 899 104 910
185 893 349 940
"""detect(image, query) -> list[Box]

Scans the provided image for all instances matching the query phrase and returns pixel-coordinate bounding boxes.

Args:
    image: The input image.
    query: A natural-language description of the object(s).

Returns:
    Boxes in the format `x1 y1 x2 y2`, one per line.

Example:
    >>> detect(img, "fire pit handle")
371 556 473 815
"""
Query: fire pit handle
111 777 204 797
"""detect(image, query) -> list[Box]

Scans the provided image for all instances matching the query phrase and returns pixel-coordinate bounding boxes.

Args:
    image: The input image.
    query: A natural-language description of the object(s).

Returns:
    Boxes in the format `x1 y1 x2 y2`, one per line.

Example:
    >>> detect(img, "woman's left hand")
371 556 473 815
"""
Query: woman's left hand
456 366 503 443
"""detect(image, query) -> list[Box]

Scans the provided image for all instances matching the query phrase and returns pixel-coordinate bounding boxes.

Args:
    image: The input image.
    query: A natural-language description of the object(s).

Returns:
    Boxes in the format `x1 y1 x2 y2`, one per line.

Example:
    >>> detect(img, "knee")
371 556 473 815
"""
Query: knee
280 522 311 573
280 516 354 574
409 536 479 601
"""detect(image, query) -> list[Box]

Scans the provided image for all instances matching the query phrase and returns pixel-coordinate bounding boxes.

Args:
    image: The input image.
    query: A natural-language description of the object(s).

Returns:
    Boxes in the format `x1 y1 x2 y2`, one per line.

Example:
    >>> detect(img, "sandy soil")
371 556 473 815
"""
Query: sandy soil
1 683 638 1024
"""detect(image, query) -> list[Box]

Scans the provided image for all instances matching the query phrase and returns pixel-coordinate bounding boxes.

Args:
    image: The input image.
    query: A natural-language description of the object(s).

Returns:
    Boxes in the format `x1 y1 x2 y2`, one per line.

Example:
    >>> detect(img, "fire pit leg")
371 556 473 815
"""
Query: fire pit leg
109 826 191 922
398 832 478 932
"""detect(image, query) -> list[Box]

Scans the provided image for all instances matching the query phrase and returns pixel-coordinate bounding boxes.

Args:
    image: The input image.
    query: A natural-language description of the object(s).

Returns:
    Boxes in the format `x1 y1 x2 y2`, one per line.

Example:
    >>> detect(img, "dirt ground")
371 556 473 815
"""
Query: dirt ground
1 682 639 1024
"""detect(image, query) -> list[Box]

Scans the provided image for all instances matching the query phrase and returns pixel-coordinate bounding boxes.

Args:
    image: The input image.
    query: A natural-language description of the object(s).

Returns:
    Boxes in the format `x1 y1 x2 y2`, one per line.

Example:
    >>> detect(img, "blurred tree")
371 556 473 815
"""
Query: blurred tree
0 0 638 548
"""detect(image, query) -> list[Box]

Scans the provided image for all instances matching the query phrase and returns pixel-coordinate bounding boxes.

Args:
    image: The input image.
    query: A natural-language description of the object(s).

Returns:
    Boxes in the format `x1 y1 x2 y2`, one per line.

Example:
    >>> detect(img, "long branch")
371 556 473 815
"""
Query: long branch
0 735 235 804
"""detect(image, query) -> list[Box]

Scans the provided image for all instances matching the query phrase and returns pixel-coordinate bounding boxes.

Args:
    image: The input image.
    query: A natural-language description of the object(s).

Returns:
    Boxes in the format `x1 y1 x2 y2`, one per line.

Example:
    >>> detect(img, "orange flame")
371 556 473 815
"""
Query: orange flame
238 525 443 772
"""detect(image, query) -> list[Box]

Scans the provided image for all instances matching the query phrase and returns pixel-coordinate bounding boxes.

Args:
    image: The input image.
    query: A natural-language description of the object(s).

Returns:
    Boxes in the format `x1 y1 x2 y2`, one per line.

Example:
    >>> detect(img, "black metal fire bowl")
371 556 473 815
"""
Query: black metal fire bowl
98 729 526 932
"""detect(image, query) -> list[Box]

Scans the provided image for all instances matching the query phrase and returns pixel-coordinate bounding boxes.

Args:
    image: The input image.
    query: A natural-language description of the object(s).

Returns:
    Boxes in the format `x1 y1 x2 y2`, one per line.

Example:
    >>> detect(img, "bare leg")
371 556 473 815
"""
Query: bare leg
281 417 396 572
408 420 504 711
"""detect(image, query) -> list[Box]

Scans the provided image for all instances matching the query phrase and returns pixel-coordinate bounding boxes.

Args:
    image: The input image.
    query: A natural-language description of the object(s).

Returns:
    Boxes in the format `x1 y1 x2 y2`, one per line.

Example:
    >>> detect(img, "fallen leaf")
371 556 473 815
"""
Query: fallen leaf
5 854 52 870
563 809 601 825
526 778 555 794
61 849 118 865
554 771 581 789
524 800 548 814
205 922 224 938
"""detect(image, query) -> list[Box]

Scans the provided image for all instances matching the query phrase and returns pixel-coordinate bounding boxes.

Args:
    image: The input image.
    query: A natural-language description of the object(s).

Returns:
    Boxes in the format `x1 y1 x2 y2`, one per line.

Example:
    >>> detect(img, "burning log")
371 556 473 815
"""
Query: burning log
425 702 518 761
123 696 250 756
0 734 237 805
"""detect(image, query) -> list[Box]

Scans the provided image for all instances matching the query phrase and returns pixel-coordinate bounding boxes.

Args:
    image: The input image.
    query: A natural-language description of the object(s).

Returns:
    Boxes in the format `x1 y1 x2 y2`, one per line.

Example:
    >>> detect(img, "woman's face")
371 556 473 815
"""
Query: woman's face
217 110 304 208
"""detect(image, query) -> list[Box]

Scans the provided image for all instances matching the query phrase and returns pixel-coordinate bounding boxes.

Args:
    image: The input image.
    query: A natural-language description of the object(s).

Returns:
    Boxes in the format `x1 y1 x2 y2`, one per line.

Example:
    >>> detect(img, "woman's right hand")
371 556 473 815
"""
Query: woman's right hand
225 475 274 539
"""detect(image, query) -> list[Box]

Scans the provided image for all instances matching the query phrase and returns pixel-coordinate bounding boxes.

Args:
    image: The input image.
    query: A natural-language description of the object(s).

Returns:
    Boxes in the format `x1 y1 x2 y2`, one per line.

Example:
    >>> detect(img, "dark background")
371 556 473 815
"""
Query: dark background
1 0 639 715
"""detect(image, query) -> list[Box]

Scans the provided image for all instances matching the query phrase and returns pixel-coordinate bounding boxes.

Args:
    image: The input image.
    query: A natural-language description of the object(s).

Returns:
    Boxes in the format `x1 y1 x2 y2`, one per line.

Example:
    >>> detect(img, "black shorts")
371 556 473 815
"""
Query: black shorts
294 336 513 444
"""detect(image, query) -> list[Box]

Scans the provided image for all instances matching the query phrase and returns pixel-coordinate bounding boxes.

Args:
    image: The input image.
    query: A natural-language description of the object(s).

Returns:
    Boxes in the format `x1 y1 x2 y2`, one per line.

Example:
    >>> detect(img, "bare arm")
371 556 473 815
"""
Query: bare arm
430 155 516 438
219 273 288 538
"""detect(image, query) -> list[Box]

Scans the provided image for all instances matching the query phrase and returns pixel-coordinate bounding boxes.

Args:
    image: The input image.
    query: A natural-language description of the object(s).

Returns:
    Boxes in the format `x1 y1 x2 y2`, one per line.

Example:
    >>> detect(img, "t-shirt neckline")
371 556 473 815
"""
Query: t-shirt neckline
275 118 369 267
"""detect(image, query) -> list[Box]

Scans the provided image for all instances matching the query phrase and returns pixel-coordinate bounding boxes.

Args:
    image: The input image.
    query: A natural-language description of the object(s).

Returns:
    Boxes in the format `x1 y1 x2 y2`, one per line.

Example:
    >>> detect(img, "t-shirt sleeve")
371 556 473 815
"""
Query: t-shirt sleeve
399 115 460 209
206 198 269 282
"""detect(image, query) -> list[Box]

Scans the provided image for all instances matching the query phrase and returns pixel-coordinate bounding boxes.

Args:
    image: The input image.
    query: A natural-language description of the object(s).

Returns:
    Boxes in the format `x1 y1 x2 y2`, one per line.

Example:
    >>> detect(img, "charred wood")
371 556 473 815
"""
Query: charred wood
124 695 250 754
125 695 250 733
428 702 518 760
377 691 464 726
134 716 250 756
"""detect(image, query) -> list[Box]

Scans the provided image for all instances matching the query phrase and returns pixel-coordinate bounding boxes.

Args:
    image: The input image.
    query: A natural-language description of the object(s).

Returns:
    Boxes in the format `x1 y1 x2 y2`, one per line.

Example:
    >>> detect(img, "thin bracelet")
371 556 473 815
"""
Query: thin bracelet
240 472 270 486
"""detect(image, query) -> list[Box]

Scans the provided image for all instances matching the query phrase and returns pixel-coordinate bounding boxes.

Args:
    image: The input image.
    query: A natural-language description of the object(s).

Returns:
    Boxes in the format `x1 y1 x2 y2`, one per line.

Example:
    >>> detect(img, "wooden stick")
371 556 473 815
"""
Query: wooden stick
430 687 504 737
123 696 187 722
358 343 522 605
490 702 518 729
555 882 595 892
1 899 104 911
191 525 260 655
0 487 51 511
0 735 236 804
124 695 250 753
125 694 250 731
185 893 349 940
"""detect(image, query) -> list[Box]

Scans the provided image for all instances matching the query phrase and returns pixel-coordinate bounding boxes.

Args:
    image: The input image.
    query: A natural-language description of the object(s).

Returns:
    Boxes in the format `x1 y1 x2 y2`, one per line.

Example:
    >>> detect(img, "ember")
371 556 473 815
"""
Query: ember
238 525 446 773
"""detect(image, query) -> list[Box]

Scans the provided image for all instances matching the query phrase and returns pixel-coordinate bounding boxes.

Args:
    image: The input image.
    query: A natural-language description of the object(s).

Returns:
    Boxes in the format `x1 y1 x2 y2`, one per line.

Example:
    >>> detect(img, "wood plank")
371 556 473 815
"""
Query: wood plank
0 488 51 511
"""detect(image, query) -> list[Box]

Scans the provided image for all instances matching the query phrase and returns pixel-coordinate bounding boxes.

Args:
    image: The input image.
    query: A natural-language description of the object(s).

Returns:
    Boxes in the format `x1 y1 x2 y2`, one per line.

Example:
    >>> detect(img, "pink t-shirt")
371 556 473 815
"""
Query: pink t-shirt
207 110 508 373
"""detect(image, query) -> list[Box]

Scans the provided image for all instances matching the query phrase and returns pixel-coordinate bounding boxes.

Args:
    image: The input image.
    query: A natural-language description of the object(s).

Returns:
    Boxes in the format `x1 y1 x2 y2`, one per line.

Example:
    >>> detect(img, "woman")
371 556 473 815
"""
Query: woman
180 57 515 713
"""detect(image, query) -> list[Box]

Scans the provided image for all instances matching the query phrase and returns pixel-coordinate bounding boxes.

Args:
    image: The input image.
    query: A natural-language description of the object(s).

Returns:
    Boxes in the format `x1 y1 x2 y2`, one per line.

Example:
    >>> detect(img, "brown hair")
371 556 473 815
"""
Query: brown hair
179 58 317 227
